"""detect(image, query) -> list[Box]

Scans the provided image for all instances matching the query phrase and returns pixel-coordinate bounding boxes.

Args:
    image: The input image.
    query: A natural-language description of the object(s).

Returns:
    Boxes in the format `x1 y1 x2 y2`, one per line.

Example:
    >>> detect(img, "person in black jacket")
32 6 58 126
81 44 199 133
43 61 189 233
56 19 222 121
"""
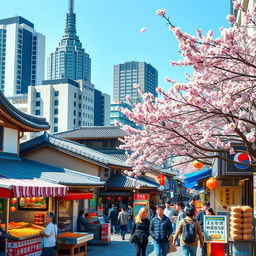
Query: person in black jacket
77 210 90 232
108 204 118 234
130 207 150 256
150 205 172 256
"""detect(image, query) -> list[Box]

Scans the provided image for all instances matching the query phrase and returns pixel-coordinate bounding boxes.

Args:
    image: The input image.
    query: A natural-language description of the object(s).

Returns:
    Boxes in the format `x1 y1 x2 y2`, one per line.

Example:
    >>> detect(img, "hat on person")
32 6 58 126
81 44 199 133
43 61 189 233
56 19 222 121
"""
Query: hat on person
156 205 164 210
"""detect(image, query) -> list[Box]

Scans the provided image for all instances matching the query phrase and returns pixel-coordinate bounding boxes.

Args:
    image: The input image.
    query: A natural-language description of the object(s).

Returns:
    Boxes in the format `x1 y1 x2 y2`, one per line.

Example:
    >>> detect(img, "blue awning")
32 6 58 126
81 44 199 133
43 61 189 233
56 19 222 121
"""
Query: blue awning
184 168 211 189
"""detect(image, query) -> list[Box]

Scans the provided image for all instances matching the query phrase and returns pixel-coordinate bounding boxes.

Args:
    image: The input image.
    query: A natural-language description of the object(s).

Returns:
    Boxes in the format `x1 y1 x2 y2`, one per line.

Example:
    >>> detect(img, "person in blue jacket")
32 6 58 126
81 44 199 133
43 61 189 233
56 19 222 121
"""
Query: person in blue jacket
149 205 172 256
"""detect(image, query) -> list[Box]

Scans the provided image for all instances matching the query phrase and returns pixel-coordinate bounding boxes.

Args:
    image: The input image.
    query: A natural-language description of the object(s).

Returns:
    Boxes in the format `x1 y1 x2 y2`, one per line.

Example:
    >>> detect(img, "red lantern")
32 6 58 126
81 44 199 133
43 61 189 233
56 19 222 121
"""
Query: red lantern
10 206 16 212
206 177 219 190
128 196 132 201
11 198 17 204
106 196 112 201
157 174 165 186
192 161 204 169
117 196 122 201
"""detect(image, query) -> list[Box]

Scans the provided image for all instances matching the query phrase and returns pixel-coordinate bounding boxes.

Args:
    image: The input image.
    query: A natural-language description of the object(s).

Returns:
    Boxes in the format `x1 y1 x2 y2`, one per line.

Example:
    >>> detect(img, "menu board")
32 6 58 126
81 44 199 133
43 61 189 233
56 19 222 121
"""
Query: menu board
18 197 48 210
204 215 227 243
214 187 241 213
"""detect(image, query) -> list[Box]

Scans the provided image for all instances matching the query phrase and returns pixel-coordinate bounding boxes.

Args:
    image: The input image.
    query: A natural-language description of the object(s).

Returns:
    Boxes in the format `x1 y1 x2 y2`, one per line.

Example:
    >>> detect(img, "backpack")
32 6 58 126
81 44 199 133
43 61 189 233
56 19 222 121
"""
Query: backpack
182 218 197 243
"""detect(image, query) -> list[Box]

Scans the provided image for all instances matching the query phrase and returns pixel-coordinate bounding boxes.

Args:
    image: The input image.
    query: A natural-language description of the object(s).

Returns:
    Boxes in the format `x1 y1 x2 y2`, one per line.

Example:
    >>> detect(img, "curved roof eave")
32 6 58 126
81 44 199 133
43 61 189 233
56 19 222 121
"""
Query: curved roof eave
0 92 50 131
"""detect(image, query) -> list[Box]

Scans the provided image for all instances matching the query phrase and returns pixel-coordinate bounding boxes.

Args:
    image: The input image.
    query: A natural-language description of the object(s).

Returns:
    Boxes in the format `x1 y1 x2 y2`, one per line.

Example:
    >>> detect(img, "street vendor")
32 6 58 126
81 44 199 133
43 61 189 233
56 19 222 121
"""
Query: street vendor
0 217 18 256
40 212 58 256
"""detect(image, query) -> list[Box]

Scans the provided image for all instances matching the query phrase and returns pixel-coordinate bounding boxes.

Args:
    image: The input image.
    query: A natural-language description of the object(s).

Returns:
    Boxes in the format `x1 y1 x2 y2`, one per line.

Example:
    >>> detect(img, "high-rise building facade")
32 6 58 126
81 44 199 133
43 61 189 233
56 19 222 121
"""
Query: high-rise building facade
94 89 110 126
113 61 158 103
47 0 91 82
28 79 95 135
0 16 45 96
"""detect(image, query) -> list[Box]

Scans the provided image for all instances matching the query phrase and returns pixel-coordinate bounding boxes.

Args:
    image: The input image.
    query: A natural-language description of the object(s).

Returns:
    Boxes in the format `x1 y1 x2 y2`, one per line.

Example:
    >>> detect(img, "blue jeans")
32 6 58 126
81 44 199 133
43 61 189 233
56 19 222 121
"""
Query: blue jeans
181 244 197 256
201 243 207 256
172 223 176 233
40 247 55 256
127 218 133 232
153 240 169 256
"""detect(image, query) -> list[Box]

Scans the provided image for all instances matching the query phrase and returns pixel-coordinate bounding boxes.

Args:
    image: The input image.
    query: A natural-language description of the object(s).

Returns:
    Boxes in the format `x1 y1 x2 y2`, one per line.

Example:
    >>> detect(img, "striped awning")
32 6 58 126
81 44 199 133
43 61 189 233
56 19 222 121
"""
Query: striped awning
0 178 68 198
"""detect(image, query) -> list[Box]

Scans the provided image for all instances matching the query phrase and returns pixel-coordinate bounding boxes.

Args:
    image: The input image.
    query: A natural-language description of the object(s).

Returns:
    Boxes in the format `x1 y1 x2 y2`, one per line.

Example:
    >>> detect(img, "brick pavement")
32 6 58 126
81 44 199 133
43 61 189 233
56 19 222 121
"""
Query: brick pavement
88 234 201 256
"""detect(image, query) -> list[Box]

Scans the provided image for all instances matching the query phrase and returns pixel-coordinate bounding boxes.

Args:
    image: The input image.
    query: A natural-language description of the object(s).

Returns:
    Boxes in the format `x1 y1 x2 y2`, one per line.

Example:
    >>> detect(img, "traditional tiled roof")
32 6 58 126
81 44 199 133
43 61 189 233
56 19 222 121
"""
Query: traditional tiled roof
20 133 130 169
106 174 159 189
0 91 50 131
56 126 127 139
0 156 105 186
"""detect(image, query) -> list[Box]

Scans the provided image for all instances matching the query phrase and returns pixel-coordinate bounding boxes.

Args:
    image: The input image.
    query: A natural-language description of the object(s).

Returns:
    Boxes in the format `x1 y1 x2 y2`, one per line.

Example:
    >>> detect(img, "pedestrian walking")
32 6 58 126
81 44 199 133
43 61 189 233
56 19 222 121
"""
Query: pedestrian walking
40 212 58 256
173 206 204 256
108 204 118 234
150 205 172 256
173 201 186 246
118 207 129 240
163 201 177 232
130 207 150 256
195 202 210 256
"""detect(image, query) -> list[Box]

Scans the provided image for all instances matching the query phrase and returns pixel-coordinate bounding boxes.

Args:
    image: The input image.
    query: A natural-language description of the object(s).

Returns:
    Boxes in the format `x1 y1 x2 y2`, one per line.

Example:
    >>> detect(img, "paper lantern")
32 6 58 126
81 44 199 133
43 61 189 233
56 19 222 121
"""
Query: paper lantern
117 196 123 201
10 206 16 212
206 177 219 190
157 174 165 186
11 198 17 204
106 196 112 201
192 160 204 169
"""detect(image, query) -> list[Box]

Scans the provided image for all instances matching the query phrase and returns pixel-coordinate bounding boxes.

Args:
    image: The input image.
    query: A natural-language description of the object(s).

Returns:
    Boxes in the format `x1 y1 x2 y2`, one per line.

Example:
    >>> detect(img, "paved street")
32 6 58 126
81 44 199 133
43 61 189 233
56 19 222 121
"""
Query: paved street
88 234 201 256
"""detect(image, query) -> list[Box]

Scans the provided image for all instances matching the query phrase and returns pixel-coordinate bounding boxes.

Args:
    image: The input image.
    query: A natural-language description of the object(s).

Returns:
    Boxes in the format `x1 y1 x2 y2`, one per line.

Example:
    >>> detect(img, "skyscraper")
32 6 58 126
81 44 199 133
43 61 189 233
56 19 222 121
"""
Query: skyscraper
0 16 45 96
94 89 110 126
113 61 158 103
48 0 91 82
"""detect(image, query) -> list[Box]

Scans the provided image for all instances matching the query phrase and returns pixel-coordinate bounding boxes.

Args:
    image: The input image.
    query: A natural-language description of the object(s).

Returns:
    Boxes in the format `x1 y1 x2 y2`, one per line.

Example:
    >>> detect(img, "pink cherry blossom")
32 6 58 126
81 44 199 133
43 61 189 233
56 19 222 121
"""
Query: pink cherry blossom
118 4 256 176
140 27 146 33
156 8 166 17
227 15 235 24
233 1 241 9
165 76 172 82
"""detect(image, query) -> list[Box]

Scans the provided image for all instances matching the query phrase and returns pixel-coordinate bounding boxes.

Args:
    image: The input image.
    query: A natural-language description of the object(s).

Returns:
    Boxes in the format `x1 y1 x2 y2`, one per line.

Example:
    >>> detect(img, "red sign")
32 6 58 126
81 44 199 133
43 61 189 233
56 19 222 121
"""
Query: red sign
101 223 111 242
134 194 149 201
157 174 165 186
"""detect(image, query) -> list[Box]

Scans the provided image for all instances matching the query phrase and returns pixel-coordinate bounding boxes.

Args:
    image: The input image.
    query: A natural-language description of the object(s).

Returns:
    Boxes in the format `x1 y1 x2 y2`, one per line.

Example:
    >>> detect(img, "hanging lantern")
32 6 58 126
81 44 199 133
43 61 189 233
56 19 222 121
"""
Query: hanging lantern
206 177 219 190
106 196 112 201
128 196 132 201
11 198 18 204
157 174 165 186
10 206 16 212
117 196 123 201
192 160 204 169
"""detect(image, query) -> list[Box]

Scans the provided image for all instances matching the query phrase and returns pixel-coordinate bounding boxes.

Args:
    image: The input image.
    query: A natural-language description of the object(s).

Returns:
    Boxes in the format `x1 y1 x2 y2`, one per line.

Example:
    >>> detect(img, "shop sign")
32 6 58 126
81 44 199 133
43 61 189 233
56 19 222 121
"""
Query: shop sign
204 215 227 243
214 186 241 213
97 206 103 216
101 223 111 242
89 194 97 212
134 193 149 201
195 200 203 213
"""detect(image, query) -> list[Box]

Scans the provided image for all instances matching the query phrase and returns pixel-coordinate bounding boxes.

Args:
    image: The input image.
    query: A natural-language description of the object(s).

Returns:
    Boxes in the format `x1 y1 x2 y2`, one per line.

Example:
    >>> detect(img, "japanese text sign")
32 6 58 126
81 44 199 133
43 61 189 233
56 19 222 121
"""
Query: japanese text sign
204 215 227 243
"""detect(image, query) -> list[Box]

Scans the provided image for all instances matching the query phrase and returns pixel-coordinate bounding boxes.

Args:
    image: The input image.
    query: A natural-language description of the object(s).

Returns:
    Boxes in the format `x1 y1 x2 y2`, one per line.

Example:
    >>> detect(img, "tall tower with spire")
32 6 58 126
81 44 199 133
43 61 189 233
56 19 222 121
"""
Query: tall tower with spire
47 0 91 82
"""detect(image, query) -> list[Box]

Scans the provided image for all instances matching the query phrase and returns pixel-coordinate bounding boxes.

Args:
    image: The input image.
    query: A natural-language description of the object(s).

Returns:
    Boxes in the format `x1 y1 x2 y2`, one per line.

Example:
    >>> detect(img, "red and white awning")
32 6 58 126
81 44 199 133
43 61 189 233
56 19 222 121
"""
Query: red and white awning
0 178 68 198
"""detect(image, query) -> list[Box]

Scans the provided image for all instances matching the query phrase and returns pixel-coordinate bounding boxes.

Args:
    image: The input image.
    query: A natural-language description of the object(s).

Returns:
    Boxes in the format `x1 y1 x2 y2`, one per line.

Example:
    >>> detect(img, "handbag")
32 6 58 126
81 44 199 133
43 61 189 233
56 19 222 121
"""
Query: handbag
168 235 177 253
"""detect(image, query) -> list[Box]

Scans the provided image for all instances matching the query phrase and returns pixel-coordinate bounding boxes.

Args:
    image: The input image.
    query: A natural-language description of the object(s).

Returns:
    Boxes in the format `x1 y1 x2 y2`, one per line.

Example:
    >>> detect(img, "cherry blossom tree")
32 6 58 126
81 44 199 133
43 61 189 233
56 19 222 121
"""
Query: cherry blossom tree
119 2 256 177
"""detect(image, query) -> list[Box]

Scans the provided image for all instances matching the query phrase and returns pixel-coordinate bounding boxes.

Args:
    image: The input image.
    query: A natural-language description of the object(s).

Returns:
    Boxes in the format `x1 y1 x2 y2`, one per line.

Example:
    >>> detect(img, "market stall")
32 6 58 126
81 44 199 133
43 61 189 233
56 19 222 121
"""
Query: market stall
0 178 68 256
57 232 94 256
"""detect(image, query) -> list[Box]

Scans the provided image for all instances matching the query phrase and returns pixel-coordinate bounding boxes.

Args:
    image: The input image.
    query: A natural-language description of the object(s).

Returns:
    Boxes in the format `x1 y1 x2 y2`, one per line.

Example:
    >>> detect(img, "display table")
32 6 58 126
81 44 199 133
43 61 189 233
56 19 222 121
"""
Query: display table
7 236 42 256
57 232 94 256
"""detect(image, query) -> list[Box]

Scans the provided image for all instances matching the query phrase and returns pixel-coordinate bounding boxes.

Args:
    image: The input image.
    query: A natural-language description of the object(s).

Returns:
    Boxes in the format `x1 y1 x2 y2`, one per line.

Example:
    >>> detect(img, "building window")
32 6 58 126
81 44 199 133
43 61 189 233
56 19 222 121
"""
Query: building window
35 101 40 107
55 91 59 96
54 118 58 124
73 119 76 125
54 100 59 106
54 109 58 115
74 92 76 98
0 126 3 150
74 110 76 115
53 127 58 133
74 102 76 107
35 110 40 115
36 92 40 98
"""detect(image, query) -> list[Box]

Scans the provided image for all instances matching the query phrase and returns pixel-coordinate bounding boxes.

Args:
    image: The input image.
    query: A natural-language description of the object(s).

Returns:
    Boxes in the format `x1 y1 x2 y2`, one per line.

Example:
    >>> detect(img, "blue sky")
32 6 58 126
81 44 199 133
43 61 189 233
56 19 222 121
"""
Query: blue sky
0 0 230 97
